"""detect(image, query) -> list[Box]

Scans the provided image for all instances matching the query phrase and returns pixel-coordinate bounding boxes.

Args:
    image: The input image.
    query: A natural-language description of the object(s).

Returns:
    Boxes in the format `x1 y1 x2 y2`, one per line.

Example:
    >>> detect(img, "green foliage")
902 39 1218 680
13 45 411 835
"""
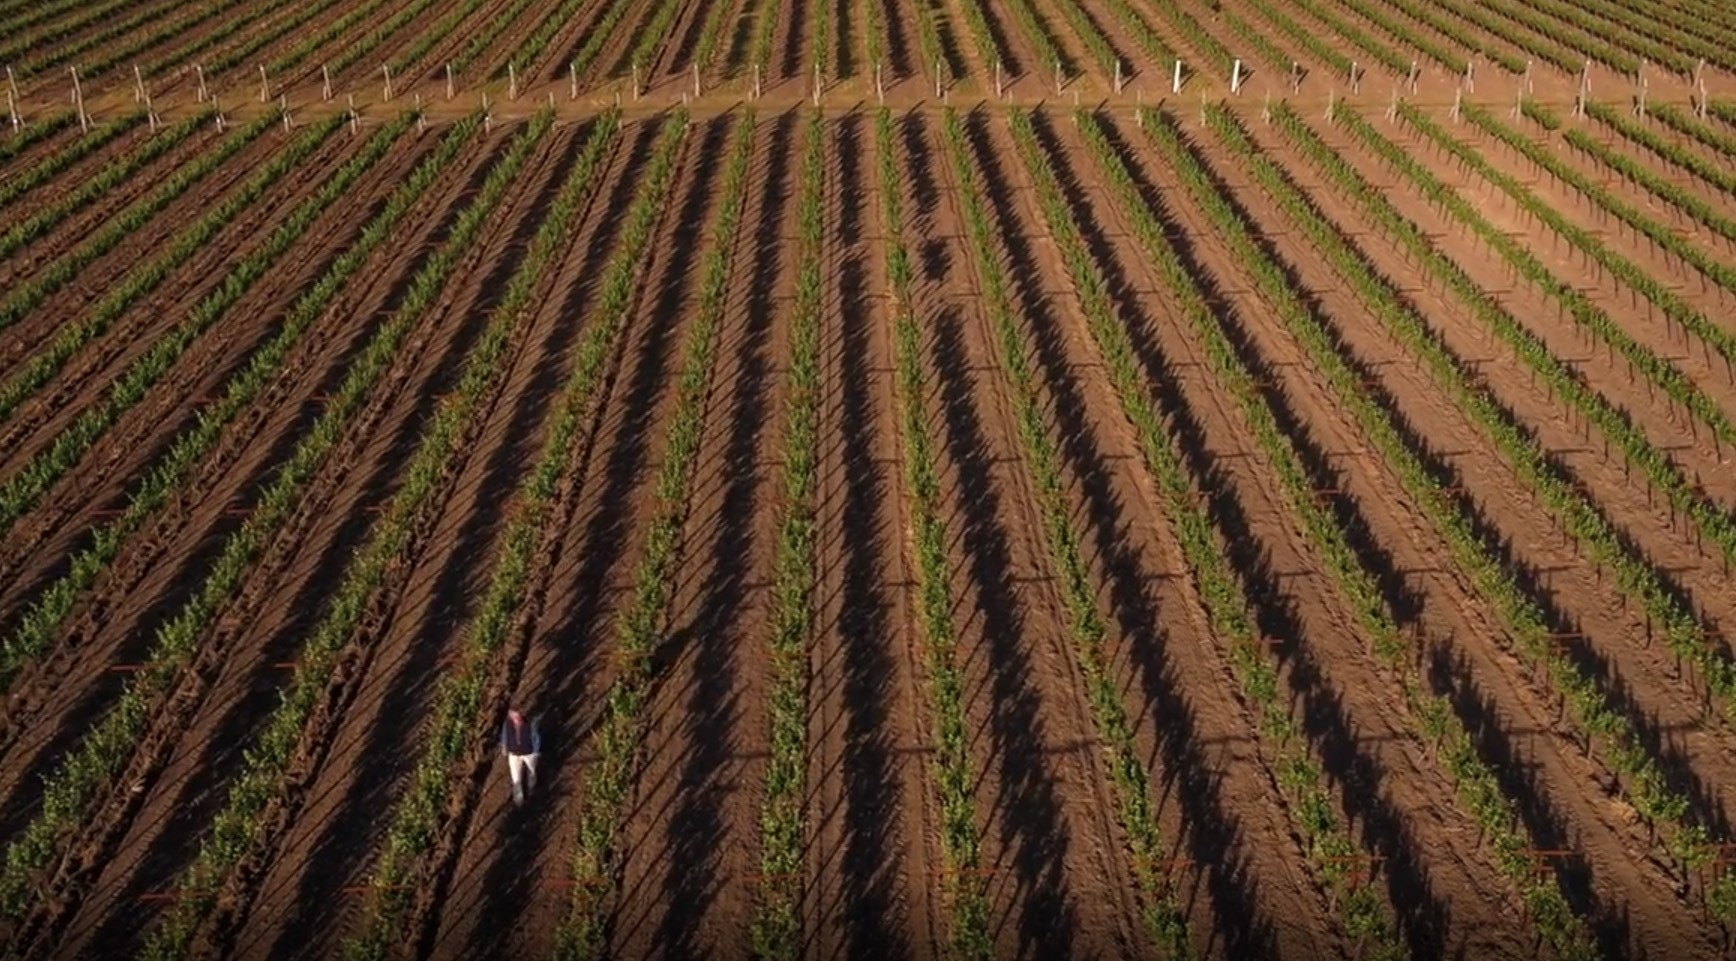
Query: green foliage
749 109 827 961
0 109 328 431
0 105 214 282
1285 99 1736 918
1197 102 1599 959
335 109 626 961
134 107 560 961
0 109 146 211
872 107 993 960
0 107 499 931
0 111 473 707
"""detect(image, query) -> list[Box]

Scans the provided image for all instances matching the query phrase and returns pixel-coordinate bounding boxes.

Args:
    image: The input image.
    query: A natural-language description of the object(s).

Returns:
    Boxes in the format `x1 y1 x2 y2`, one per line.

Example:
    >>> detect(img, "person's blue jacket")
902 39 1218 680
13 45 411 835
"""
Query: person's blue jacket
500 714 540 755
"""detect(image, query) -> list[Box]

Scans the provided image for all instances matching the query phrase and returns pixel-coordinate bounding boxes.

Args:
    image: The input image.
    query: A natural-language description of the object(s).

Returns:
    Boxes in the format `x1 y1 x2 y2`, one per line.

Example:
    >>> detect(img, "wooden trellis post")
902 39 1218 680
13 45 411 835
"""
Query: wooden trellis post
382 63 394 101
1231 58 1242 94
1172 58 1182 94
196 63 208 102
70 67 86 132
510 62 519 100
281 93 291 130
259 64 270 102
134 65 145 102
323 64 332 101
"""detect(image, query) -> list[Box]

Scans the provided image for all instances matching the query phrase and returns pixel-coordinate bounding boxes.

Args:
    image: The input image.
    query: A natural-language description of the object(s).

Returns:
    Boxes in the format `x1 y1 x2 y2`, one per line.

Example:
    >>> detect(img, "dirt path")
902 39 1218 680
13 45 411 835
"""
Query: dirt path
792 110 937 961
216 117 642 961
1244 106 1730 957
1137 111 1608 958
0 128 500 742
409 112 725 961
1315 110 1736 773
599 108 782 961
0 126 358 498
13 121 576 961
0 123 443 655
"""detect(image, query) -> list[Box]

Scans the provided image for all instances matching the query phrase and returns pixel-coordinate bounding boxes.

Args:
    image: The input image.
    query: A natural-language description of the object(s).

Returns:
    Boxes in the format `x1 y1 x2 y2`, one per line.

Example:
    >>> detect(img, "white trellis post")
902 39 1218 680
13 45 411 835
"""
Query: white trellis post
1262 90 1271 124
934 59 941 98
382 63 393 101
348 93 358 135
323 64 332 101
694 62 701 97
196 63 208 102
1352 60 1361 94
876 62 884 102
1114 59 1122 94
570 62 578 99
510 62 519 100
145 90 156 131
1524 58 1533 93
483 92 492 132
7 89 18 133
213 95 225 130
1407 60 1417 94
814 61 822 105
1349 60 1358 93
1291 60 1300 94
1696 58 1708 119
1464 59 1474 93
70 67 86 133
1230 58 1242 95
260 64 270 102
416 92 425 133
1173 59 1182 94
632 62 640 99
134 65 145 103
1055 59 1063 96
996 60 1003 98
1451 85 1462 122
1511 84 1522 119
1637 71 1648 117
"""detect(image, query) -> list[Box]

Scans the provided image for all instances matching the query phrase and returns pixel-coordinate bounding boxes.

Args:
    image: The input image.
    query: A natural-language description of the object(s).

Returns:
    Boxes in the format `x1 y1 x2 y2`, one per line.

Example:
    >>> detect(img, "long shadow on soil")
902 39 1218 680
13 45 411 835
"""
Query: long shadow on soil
220 120 645 961
36 123 593 961
970 110 1276 957
1241 116 1736 895
929 299 1080 960
1085 111 1451 958
915 110 1078 959
879 0 913 77
667 0 717 73
545 112 746 958
1428 641 1633 955
621 110 791 961
780 0 809 79
825 252 911 955
827 211 906 961
0 129 558 846
0 132 439 617
437 114 728 961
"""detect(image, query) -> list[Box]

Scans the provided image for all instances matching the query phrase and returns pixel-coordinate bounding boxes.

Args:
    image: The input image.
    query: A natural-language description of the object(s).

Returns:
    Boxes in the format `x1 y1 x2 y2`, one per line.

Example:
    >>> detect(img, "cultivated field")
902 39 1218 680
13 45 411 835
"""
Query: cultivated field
4 0 1736 959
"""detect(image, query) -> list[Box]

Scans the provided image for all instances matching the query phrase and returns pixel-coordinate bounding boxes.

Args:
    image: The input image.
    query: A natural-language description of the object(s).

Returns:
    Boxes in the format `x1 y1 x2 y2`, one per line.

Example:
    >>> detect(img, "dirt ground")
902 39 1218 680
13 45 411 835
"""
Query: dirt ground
6 0 1736 958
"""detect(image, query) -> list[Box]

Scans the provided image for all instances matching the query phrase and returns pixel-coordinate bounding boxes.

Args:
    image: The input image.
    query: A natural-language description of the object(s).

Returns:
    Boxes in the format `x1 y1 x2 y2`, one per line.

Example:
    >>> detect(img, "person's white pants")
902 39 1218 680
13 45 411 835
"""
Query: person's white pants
507 752 538 801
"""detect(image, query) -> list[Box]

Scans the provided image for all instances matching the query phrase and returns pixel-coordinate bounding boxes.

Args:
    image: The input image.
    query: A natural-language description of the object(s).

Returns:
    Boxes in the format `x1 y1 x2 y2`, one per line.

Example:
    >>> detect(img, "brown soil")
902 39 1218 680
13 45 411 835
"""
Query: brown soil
10 2 1736 959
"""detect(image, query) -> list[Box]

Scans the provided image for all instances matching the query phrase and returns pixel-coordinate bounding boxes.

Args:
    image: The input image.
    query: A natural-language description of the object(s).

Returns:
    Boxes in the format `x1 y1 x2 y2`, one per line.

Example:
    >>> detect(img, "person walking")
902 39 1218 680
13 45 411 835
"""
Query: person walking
499 708 541 805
